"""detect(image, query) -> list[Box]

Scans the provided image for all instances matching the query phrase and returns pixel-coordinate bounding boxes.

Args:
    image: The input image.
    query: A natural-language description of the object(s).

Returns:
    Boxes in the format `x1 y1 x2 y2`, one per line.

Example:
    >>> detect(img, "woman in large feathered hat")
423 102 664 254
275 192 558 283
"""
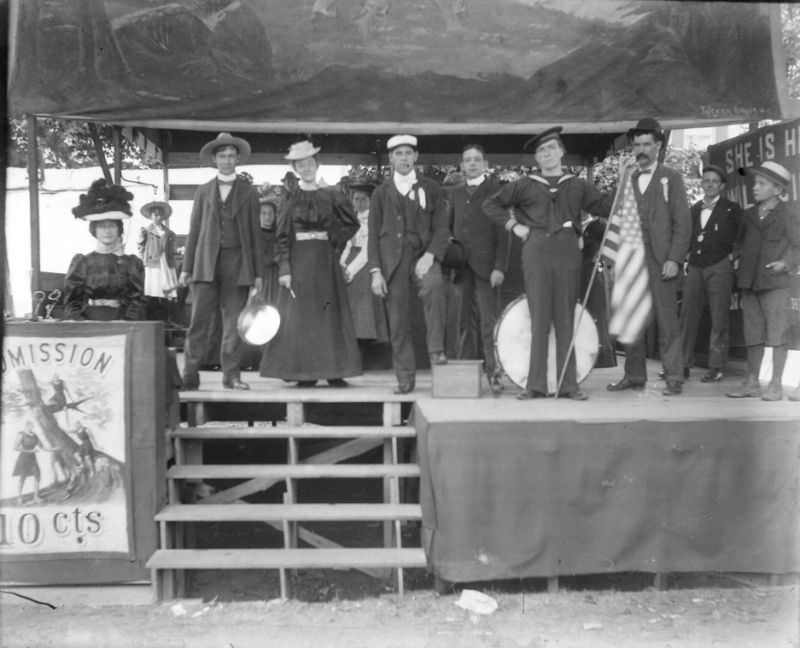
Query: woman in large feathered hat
62 178 146 321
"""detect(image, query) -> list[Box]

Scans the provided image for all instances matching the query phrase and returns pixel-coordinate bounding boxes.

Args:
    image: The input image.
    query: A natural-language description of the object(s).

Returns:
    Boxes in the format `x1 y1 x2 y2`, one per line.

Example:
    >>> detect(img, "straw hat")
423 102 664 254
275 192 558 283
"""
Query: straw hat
285 140 321 161
747 161 791 189
387 134 418 151
140 200 173 219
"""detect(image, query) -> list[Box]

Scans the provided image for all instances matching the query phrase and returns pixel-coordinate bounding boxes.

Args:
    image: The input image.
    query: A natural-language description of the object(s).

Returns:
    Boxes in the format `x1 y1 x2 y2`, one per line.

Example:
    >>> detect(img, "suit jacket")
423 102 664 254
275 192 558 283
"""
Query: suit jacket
632 165 691 266
448 178 510 280
687 196 741 268
735 200 800 292
368 175 449 280
182 177 263 285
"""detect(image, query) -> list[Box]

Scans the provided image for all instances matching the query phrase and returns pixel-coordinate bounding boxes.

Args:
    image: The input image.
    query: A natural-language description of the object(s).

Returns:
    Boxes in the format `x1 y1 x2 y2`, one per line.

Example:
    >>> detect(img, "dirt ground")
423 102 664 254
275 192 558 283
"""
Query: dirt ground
2 579 798 648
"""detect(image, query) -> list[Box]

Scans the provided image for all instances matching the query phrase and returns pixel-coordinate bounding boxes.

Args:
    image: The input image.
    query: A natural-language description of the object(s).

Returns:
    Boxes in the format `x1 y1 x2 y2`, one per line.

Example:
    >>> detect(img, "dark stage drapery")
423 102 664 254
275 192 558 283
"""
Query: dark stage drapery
415 401 800 582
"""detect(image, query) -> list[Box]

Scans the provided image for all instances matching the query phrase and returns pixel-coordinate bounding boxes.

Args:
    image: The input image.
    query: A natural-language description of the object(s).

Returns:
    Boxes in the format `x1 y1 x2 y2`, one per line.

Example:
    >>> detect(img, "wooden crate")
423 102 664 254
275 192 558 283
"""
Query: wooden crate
432 360 483 398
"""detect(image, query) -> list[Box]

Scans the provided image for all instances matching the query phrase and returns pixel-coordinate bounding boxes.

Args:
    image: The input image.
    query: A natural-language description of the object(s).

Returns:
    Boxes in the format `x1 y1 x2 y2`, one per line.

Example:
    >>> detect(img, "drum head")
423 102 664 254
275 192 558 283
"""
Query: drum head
237 302 281 345
494 295 599 393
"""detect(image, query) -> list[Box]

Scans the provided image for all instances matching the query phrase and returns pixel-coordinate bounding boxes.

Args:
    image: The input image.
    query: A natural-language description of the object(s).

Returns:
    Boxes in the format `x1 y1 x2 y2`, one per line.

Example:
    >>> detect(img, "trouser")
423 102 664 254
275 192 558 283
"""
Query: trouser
680 257 734 370
522 229 581 395
385 246 446 383
622 254 683 384
455 266 501 376
183 248 249 383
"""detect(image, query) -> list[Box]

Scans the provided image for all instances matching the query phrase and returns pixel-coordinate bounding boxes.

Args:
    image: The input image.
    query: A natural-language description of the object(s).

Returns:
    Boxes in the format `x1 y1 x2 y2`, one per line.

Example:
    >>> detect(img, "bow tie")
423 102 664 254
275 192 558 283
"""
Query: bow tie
636 168 653 176
218 179 235 186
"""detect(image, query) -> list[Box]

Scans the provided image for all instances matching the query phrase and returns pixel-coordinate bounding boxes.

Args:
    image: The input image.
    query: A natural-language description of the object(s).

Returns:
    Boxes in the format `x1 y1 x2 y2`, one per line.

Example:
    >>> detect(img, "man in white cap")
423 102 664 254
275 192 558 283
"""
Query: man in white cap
368 134 450 393
179 133 263 390
726 160 800 401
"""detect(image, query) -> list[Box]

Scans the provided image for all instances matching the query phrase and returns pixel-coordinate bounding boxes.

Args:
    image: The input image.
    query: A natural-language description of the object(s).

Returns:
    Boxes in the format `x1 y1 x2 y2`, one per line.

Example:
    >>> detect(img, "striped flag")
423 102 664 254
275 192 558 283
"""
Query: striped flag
605 167 652 345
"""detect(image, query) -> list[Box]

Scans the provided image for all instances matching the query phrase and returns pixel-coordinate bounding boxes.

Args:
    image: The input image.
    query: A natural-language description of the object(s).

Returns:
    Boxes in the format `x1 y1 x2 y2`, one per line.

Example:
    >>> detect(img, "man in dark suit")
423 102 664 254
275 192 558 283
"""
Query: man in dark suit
179 132 263 390
368 134 450 394
679 164 741 382
448 144 509 393
606 118 692 396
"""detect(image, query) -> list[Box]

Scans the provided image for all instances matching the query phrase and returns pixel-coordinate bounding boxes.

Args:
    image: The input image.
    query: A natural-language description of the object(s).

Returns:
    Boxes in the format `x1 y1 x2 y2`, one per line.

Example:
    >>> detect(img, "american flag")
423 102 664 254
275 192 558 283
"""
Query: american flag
603 167 652 345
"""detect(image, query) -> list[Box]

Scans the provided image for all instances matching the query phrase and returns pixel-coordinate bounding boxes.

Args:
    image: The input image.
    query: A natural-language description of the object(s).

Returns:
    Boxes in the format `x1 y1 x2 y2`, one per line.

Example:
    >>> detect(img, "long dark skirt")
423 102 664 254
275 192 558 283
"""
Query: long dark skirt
260 239 362 380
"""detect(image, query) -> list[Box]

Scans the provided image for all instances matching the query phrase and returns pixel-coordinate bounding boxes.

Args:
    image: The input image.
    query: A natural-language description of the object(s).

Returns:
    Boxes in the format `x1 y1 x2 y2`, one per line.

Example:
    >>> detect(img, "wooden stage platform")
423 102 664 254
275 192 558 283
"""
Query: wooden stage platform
177 357 799 420
150 355 799 600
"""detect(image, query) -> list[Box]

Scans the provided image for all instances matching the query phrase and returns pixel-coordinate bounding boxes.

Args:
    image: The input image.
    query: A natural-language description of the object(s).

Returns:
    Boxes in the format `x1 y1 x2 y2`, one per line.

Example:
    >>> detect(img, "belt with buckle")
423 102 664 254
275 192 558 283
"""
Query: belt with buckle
295 231 329 241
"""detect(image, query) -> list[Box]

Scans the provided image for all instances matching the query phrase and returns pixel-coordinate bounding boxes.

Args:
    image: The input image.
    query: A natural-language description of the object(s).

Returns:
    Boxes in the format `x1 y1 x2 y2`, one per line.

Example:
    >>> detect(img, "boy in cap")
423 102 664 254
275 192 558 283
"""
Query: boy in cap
448 143 509 394
726 161 800 400
368 134 450 393
179 133 263 390
679 164 742 382
483 126 612 400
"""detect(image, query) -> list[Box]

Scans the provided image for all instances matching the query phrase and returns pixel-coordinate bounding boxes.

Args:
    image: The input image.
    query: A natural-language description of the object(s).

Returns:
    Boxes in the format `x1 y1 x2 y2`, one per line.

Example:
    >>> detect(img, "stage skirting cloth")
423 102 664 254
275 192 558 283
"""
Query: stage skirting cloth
414 399 800 583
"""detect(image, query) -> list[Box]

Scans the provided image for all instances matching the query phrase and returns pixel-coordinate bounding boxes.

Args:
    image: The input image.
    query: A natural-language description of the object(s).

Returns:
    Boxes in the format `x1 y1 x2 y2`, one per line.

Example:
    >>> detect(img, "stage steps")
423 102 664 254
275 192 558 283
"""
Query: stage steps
148 397 423 601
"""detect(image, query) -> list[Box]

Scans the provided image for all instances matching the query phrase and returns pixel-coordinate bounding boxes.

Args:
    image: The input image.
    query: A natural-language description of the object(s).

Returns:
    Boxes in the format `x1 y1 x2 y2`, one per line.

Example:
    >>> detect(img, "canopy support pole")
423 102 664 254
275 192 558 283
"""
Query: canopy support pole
27 115 41 294
113 126 122 184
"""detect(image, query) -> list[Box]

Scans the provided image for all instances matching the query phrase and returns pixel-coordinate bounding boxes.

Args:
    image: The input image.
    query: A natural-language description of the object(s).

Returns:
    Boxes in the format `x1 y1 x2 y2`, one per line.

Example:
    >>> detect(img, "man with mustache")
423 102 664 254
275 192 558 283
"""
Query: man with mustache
606 118 692 396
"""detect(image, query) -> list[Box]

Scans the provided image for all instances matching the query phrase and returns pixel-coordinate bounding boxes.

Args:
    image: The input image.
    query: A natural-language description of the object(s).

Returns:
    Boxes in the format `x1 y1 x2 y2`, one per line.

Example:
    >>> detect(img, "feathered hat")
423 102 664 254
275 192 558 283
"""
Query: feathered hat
72 179 134 221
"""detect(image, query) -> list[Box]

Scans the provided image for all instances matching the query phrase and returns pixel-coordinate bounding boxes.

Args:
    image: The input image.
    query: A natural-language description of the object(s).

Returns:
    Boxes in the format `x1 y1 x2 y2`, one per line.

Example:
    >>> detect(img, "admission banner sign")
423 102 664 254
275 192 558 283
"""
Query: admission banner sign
8 1 787 131
0 333 132 557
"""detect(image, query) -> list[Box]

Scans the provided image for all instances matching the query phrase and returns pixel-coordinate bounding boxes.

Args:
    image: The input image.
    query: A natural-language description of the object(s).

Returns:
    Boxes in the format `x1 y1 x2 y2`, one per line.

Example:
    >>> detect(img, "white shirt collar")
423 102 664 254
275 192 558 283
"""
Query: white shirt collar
299 180 319 191
217 172 237 182
466 174 486 187
393 170 417 195
702 195 720 209
357 209 369 220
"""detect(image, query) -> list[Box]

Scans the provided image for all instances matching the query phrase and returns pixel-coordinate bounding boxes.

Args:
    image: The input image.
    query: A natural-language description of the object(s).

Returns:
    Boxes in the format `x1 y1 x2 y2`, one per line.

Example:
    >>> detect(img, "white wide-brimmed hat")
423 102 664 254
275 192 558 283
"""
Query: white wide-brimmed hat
199 132 252 165
387 134 418 151
285 140 321 161
140 201 173 219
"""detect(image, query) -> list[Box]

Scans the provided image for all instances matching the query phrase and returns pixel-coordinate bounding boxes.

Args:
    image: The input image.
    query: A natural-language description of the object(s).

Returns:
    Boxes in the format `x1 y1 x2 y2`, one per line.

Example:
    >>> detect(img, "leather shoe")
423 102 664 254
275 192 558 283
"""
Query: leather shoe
701 368 723 383
606 377 645 392
297 380 317 388
394 379 415 395
327 378 350 387
761 382 783 401
726 381 761 398
488 374 504 395
787 387 800 402
223 378 250 390
662 380 682 396
430 352 448 365
517 390 546 400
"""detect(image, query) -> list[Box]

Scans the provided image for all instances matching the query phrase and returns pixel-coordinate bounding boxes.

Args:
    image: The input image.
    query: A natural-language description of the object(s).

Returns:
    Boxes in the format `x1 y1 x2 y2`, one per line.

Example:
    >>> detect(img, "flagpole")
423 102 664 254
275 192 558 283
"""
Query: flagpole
554 160 635 397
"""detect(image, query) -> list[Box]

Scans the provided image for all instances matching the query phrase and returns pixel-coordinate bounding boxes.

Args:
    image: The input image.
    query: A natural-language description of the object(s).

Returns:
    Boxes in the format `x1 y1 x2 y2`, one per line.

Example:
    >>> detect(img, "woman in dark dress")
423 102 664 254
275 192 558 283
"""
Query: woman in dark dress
63 179 145 321
260 141 362 386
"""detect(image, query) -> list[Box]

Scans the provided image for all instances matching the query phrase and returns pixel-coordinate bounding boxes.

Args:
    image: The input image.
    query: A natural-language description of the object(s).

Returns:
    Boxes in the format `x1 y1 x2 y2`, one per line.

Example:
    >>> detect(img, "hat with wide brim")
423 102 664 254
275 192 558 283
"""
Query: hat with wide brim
747 160 791 189
199 132 252 165
72 178 134 221
701 164 727 182
441 238 467 272
627 117 664 140
285 140 321 161
523 126 563 152
237 298 281 345
140 201 173 219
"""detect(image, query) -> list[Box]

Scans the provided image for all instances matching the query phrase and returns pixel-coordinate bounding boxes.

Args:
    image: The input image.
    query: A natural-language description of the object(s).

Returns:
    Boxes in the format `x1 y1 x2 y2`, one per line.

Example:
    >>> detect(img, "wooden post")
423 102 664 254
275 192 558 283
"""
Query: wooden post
112 126 122 185
26 115 40 295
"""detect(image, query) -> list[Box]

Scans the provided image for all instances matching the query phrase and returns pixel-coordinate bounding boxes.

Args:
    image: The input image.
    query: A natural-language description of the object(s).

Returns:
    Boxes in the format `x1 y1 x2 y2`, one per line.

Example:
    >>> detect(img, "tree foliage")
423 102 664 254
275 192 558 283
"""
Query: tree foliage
7 117 149 169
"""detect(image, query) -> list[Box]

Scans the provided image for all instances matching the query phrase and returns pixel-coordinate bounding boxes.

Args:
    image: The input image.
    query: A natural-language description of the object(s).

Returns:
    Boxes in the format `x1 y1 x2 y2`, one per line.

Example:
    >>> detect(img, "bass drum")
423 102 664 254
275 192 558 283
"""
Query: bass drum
494 295 599 393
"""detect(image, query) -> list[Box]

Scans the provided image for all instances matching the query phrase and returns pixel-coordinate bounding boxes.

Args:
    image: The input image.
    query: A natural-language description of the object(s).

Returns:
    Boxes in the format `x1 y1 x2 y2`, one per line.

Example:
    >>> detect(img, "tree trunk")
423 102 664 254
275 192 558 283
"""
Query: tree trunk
17 368 80 474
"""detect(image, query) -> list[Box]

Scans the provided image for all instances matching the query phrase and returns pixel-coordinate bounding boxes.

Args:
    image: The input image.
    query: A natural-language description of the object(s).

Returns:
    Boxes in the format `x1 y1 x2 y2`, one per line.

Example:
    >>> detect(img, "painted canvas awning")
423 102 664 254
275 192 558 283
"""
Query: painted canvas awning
8 0 794 133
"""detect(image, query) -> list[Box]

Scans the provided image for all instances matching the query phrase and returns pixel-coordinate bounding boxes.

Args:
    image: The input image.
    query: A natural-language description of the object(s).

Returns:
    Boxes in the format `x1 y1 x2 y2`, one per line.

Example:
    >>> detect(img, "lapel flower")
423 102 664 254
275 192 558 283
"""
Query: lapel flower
660 176 669 203
416 186 427 209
